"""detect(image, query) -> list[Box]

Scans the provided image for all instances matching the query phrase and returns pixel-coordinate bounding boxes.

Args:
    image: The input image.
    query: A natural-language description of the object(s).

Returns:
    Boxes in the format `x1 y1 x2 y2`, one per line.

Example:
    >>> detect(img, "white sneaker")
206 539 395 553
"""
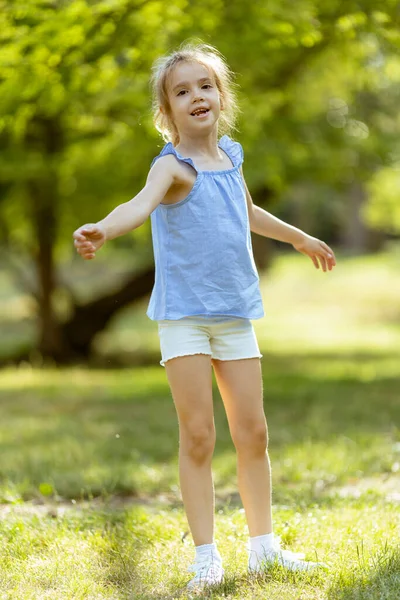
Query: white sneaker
248 535 328 573
187 554 224 590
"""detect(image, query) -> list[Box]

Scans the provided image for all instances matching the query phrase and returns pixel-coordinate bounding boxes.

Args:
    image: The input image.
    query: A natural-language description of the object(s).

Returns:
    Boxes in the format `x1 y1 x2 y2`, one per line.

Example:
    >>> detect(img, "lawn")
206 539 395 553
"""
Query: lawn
0 250 399 599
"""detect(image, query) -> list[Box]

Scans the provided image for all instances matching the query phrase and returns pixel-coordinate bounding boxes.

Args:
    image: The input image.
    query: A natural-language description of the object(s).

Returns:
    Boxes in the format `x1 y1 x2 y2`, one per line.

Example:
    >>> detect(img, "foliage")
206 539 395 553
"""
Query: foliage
364 167 400 233
1 1 399 245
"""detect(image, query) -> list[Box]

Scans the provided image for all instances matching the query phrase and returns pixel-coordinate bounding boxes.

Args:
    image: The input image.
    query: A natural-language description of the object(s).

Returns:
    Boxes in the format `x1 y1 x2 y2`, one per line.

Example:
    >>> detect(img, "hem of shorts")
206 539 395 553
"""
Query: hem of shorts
151 311 265 321
160 351 212 367
211 354 263 362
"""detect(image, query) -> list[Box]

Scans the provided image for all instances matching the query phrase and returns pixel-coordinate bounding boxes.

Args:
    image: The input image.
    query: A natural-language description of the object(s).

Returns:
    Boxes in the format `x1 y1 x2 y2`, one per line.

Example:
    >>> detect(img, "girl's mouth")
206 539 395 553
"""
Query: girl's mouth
191 108 210 118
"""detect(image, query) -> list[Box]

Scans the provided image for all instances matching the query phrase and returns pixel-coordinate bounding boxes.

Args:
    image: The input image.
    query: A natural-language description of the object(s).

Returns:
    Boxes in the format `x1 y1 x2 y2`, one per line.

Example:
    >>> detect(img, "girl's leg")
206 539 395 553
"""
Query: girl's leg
212 358 272 537
165 354 216 546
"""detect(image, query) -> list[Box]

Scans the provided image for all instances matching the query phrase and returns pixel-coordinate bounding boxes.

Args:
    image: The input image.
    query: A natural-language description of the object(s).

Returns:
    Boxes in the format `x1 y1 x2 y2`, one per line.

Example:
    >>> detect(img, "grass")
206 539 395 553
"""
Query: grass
0 249 399 598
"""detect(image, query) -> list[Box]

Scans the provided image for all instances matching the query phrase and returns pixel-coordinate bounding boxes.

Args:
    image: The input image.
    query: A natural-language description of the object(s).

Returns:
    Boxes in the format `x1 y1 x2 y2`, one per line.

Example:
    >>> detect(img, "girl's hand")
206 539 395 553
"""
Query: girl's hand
73 223 106 260
293 235 336 272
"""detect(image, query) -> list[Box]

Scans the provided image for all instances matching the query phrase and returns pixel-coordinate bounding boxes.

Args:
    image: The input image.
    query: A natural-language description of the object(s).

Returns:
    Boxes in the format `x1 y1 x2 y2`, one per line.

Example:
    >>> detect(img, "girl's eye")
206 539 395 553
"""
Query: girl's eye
177 84 211 96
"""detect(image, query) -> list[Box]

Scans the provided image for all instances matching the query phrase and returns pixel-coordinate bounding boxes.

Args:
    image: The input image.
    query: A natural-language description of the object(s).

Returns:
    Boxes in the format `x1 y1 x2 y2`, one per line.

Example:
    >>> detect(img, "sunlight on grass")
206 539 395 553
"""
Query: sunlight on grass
254 250 400 355
0 503 398 599
0 365 166 391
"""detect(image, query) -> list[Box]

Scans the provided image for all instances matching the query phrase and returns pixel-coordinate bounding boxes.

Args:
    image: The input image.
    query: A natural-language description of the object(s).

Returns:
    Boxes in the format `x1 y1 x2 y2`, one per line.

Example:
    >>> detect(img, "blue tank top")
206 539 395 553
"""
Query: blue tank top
146 135 264 321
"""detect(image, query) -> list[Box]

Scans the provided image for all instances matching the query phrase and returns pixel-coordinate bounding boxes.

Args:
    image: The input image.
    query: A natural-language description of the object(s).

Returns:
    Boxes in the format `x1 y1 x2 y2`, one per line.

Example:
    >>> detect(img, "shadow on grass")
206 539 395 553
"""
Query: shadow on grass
327 545 400 600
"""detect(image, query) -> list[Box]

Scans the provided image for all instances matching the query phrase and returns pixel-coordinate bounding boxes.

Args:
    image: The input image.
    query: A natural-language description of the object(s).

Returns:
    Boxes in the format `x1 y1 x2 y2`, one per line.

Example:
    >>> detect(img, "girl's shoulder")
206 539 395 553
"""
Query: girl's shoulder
150 141 195 171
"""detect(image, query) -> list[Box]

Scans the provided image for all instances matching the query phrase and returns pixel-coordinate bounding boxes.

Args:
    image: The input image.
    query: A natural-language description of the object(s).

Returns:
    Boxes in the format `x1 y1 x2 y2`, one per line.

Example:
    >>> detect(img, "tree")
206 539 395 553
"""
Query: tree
1 0 399 362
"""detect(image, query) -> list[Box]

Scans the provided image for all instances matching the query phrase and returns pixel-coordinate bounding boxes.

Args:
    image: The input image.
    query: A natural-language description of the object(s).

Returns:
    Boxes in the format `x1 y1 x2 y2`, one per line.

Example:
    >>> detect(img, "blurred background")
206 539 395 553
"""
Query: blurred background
1 0 399 367
0 5 399 597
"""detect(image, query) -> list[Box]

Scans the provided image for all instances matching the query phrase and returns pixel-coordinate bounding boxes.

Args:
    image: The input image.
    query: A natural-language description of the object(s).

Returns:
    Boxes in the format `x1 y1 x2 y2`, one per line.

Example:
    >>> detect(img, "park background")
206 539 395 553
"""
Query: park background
0 0 399 598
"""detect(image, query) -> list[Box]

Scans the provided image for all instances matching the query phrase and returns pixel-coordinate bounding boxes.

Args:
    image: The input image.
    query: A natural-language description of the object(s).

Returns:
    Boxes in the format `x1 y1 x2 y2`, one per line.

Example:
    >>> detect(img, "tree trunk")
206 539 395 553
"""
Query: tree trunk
341 180 368 254
26 117 64 360
60 265 155 361
28 178 63 359
3 264 155 366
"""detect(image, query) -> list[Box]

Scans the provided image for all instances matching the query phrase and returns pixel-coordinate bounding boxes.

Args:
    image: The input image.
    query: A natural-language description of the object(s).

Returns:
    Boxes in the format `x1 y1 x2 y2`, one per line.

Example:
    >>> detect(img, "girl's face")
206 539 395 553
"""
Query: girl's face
166 61 221 140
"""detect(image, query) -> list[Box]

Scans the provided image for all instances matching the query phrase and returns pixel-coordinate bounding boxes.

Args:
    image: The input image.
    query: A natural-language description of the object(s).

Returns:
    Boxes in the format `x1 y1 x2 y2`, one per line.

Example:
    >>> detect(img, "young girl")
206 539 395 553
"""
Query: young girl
73 42 335 590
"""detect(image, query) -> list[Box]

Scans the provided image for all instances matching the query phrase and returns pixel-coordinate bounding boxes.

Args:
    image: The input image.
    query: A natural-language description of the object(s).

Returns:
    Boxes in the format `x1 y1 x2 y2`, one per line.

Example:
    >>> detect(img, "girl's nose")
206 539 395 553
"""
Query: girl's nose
192 92 204 103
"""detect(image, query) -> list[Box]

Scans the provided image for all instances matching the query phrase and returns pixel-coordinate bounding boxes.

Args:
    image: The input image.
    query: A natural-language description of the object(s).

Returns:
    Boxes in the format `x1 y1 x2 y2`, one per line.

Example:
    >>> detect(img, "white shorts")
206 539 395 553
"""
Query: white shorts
157 317 263 367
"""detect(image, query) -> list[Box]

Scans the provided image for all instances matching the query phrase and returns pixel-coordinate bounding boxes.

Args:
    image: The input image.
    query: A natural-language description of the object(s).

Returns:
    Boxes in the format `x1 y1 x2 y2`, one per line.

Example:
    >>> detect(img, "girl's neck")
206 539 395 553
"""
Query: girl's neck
176 130 220 160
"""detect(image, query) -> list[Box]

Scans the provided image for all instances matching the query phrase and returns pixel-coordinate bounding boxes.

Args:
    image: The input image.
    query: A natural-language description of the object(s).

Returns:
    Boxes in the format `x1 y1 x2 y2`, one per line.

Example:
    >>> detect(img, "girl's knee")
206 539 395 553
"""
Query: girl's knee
180 422 216 464
232 421 268 456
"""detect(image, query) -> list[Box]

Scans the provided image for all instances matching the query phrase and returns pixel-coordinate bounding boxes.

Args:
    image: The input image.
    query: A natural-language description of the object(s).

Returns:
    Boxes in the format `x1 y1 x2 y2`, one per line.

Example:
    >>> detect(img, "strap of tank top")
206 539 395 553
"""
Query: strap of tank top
150 143 198 172
218 135 244 168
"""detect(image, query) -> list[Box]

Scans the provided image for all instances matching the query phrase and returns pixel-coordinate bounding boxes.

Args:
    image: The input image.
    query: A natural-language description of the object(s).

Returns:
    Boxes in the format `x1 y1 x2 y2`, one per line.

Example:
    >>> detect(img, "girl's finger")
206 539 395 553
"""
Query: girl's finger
311 255 319 269
321 242 336 260
75 240 89 250
319 255 327 272
82 227 98 237
326 254 335 270
79 245 91 254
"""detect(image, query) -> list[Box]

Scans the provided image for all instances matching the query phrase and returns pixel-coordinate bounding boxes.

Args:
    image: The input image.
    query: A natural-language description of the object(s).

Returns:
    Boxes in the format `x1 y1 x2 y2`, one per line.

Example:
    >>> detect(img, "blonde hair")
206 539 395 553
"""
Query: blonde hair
151 42 240 146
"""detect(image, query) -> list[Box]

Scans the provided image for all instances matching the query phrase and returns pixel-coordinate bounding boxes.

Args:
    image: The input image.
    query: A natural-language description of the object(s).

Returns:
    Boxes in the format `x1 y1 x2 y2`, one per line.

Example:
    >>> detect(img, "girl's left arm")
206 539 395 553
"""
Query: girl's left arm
240 168 336 272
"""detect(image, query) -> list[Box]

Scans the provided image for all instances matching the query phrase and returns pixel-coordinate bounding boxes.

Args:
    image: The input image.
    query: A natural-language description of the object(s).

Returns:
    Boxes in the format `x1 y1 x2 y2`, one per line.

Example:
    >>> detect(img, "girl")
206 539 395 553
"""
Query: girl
73 42 335 590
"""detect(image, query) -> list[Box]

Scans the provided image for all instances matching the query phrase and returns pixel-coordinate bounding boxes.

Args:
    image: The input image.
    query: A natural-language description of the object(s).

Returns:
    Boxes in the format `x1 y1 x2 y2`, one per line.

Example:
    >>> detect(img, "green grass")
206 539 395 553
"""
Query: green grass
0 250 399 598
1 502 399 599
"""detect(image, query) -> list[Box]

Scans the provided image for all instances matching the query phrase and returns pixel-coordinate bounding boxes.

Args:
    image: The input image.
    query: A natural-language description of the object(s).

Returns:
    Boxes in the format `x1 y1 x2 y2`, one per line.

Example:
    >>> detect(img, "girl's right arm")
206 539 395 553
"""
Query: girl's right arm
73 155 177 260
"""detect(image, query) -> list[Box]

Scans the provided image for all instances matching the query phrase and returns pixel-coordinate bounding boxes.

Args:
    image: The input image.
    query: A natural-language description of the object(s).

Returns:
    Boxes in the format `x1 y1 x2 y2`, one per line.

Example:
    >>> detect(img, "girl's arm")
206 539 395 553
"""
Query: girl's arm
240 168 336 272
73 155 178 260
